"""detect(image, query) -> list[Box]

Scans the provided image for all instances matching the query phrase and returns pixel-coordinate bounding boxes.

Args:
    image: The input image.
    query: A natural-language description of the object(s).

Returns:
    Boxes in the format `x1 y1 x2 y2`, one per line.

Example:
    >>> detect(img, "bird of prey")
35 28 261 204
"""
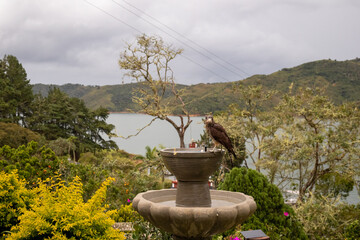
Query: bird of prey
204 115 237 159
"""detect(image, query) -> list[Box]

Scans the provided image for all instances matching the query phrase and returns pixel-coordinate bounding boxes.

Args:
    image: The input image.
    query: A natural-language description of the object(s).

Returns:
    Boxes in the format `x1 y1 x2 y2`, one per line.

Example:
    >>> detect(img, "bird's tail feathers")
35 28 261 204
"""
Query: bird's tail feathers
230 150 237 160
229 149 236 169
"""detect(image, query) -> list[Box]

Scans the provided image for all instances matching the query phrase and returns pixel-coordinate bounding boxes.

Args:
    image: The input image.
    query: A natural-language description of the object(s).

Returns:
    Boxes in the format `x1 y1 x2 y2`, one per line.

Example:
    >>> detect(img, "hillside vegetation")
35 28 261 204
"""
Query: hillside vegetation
32 58 360 114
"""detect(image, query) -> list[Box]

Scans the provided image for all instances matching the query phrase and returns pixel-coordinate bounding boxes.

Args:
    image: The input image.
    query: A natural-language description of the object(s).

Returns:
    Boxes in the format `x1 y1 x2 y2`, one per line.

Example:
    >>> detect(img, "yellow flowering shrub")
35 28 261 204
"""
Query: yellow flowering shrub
7 176 125 240
111 203 140 223
0 171 34 234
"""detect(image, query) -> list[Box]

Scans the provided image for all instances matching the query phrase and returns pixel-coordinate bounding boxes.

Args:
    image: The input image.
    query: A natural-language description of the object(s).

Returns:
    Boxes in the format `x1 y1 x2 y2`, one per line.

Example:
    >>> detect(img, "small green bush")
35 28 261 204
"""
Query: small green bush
218 167 308 240
0 123 41 149
0 142 60 186
344 220 360 240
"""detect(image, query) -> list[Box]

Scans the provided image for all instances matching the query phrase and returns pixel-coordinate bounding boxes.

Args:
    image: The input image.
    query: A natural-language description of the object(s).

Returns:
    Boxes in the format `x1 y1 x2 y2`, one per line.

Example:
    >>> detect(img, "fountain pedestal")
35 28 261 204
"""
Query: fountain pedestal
133 148 256 240
176 180 211 207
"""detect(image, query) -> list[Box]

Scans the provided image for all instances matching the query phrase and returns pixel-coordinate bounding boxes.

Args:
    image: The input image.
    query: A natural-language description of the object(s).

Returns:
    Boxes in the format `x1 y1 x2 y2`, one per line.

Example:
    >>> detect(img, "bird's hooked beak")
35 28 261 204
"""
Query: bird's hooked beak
205 116 213 124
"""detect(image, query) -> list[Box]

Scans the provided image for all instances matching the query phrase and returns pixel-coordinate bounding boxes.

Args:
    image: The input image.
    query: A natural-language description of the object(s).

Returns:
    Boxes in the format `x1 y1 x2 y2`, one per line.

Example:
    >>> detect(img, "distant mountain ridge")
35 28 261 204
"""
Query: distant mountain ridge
32 58 360 114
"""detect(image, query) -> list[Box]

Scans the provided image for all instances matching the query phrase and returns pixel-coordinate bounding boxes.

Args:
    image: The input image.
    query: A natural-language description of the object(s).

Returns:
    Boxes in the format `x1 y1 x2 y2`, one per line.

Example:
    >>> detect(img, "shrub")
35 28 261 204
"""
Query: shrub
7 176 125 240
111 204 140 223
344 220 360 240
0 171 34 235
0 123 41 149
295 194 360 240
0 142 60 186
218 167 307 240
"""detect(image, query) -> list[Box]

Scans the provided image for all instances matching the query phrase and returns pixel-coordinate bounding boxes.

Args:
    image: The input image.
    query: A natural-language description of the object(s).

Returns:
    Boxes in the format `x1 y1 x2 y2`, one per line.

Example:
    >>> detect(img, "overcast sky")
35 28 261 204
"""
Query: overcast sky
1 0 359 86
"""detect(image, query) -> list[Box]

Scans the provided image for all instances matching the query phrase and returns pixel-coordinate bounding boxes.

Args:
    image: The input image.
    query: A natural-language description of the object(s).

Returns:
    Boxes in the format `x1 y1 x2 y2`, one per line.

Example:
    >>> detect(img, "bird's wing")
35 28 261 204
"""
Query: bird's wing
212 123 226 132
209 123 231 145
210 123 237 159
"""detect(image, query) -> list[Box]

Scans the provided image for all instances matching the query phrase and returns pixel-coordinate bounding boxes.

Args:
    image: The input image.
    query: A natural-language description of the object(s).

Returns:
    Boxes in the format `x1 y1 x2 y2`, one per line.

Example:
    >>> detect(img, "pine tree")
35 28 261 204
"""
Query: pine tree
0 55 34 127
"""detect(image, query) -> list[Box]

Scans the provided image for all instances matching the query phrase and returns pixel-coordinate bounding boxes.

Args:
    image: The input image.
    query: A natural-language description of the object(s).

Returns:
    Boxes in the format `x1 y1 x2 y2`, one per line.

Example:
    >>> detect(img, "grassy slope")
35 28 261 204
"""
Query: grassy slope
32 58 360 114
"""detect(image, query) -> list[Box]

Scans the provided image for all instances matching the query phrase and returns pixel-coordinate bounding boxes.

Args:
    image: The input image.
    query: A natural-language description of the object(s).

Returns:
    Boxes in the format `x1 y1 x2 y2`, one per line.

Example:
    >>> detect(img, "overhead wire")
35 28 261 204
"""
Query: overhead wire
111 0 249 80
82 0 141 34
83 0 232 82
109 0 232 82
82 0 248 82
115 0 251 78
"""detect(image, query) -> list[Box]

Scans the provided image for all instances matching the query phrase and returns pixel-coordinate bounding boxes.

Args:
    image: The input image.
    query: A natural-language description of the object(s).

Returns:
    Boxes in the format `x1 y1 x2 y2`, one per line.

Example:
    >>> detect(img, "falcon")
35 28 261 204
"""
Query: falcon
204 115 237 159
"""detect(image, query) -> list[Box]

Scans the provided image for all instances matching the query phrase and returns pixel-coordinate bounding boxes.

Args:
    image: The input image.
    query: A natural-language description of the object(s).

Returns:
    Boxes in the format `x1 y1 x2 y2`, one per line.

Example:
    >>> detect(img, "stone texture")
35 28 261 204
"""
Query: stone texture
132 189 256 239
132 148 257 240
161 148 224 207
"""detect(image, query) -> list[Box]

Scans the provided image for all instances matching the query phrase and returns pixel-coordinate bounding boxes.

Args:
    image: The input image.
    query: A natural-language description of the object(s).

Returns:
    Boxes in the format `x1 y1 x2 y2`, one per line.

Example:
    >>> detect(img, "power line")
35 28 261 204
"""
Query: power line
111 0 249 79
180 54 231 82
82 0 141 34
116 0 251 78
81 0 232 82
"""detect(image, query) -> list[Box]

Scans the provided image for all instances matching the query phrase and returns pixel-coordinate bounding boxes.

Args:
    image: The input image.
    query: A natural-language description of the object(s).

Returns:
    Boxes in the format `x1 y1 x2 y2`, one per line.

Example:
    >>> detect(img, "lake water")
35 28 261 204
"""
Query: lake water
107 113 359 204
107 113 205 156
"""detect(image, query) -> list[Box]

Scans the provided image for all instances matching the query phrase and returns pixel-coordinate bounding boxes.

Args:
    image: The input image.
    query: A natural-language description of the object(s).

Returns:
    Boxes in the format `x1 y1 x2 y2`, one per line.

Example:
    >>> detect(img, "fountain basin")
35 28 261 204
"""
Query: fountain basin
133 189 256 239
161 148 224 207
161 148 224 181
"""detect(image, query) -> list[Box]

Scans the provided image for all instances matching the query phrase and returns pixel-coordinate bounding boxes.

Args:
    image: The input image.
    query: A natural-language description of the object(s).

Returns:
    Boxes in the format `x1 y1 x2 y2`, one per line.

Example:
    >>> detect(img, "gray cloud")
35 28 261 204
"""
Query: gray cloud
1 0 359 85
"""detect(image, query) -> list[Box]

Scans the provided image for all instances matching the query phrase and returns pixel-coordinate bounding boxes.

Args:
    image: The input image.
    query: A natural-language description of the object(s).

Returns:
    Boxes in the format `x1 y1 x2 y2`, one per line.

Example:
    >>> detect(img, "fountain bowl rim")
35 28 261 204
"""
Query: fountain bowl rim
134 189 255 209
160 147 225 158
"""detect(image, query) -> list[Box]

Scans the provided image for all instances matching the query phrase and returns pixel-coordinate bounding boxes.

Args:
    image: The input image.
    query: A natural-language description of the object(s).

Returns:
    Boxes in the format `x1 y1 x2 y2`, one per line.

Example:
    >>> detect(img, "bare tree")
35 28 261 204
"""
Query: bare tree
118 34 192 148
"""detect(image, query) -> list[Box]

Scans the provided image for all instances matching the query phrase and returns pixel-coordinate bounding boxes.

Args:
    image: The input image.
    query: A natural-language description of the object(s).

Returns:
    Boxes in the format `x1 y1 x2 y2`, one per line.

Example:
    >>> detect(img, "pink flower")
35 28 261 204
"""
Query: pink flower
127 199 131 203
230 237 241 240
284 211 289 217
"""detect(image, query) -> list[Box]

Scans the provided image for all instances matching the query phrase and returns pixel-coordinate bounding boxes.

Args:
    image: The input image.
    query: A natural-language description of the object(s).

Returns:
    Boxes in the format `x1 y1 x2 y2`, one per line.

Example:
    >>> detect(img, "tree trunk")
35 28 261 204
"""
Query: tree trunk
179 131 185 148
165 116 191 148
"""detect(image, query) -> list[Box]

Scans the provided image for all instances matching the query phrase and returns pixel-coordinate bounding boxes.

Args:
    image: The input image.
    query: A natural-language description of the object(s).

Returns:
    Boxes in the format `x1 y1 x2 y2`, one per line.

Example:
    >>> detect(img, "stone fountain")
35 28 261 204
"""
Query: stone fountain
133 148 256 240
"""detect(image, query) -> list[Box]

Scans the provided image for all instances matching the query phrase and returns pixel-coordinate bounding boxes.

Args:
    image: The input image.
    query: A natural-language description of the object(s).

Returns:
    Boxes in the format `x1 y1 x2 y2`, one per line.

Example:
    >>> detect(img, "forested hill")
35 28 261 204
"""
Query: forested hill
243 58 360 104
32 58 360 114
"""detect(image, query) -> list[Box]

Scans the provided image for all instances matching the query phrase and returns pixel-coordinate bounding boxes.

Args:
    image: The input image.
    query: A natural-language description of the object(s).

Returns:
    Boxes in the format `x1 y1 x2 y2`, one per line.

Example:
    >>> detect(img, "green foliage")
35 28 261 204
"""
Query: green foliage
111 204 139 223
141 145 168 184
59 149 164 208
295 194 360 240
0 55 118 157
344 220 360 240
131 220 173 240
315 172 355 198
0 142 60 186
216 84 279 171
7 177 125 240
59 160 110 202
28 87 117 159
58 148 173 239
221 84 359 201
47 137 76 158
218 167 307 240
32 83 142 112
0 55 34 126
0 123 41 148
110 202 173 240
0 171 35 234
78 152 101 165
0 144 169 239
265 87 359 199
244 59 360 106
